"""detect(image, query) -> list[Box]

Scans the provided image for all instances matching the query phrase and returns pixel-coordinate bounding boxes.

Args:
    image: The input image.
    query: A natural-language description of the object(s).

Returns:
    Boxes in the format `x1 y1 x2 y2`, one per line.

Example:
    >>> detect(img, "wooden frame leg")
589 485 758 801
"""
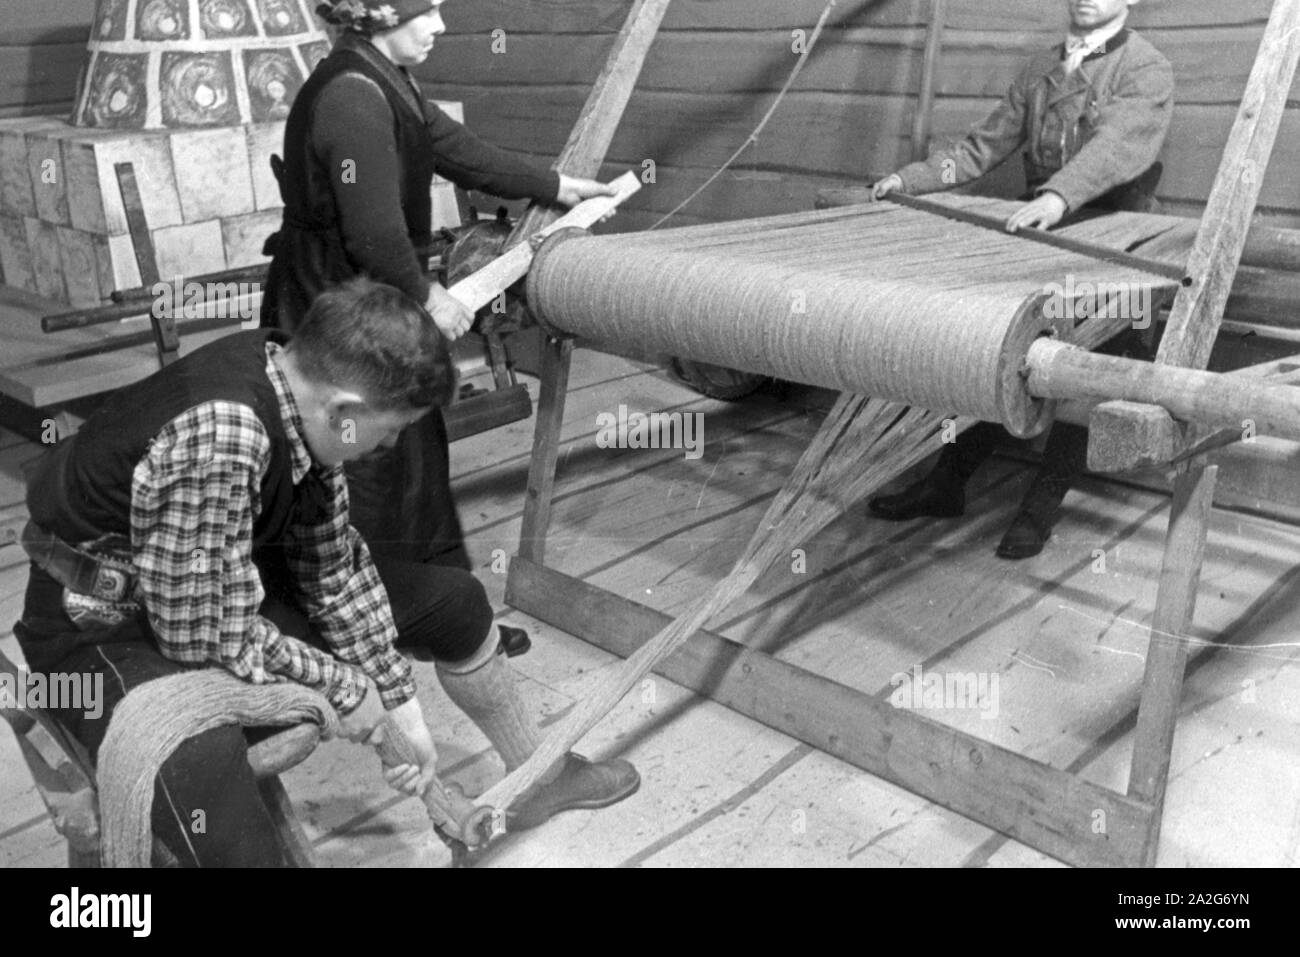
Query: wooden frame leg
516 336 574 565
256 776 316 868
1127 460 1219 866
114 162 179 368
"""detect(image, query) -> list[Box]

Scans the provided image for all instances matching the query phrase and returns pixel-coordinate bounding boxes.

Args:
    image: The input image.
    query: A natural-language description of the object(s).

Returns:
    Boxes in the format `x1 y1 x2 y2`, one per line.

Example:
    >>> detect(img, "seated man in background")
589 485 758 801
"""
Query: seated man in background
869 0 1173 558
14 279 637 866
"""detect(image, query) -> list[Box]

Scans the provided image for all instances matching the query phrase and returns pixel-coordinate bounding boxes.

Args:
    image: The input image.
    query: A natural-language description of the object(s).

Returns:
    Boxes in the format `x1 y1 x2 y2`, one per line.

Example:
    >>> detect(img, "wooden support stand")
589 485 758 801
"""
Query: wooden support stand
506 555 1154 867
1090 0 1300 473
492 0 1291 869
503 331 1266 866
1128 462 1218 866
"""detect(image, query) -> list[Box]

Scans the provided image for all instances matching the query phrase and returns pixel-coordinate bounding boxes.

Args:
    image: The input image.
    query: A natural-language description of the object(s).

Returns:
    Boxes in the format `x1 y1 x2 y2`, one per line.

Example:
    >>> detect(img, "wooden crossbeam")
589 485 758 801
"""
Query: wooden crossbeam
505 0 671 249
890 193 1187 281
819 187 1300 306
507 557 1156 868
1050 354 1300 518
1026 338 1300 444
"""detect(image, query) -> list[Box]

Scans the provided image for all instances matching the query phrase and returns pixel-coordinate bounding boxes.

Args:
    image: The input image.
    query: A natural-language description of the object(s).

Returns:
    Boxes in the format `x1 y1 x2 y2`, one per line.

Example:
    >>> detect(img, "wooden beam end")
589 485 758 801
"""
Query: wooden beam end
1088 401 1179 473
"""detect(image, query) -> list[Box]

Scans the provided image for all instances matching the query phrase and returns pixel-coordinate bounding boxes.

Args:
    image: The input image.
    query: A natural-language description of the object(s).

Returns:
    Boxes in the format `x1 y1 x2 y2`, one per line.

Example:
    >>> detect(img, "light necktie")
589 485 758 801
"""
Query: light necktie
1064 16 1127 75
1064 37 1092 75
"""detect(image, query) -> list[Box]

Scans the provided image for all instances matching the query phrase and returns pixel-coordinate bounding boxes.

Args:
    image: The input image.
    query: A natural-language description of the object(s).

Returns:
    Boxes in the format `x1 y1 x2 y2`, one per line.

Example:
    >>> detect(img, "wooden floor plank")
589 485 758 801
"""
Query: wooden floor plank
499 365 1300 866
508 558 1156 867
3 341 1298 866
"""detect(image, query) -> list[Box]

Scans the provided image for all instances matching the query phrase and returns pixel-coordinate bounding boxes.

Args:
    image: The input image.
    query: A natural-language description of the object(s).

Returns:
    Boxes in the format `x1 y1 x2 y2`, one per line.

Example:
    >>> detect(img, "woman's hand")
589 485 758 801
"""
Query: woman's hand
425 284 474 341
556 174 619 208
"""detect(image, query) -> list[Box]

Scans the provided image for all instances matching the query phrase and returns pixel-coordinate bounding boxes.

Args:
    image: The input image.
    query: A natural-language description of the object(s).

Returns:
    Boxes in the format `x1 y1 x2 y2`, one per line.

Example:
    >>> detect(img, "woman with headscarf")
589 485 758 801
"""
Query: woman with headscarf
260 0 638 832
264 0 611 569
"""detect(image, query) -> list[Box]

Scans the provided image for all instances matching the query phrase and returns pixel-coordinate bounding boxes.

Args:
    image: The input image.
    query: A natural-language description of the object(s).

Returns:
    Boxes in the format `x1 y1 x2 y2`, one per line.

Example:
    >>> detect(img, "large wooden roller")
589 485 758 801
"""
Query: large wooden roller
527 202 1300 444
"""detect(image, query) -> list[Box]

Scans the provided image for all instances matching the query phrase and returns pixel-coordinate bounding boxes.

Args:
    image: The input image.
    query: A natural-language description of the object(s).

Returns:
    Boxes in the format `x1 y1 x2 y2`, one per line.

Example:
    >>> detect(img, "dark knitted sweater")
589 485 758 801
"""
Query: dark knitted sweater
262 32 559 331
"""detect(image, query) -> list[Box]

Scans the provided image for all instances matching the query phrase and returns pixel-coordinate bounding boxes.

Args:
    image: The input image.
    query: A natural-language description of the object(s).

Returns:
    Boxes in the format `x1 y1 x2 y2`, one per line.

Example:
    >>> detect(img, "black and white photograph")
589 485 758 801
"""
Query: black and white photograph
0 0 1292 909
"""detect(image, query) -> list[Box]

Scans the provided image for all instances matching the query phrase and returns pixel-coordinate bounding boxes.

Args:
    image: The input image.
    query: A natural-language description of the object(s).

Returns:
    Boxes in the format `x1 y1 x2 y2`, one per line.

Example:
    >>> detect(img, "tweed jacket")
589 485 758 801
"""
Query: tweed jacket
896 28 1174 212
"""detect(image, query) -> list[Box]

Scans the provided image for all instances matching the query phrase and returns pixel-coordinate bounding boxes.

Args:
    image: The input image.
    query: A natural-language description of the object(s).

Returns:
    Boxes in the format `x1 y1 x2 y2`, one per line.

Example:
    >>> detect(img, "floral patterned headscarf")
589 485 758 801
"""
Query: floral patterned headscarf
316 0 436 34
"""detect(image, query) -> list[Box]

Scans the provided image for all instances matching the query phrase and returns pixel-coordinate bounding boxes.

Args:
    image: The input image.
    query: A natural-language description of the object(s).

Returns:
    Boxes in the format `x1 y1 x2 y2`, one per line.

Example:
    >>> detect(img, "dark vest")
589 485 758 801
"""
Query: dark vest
280 36 437 258
27 331 299 561
262 34 438 332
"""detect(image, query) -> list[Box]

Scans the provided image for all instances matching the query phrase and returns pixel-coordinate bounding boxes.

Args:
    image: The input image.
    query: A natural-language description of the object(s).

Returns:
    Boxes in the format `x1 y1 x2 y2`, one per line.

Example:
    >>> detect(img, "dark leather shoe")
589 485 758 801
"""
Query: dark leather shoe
868 479 965 521
995 511 1052 560
506 753 640 831
497 624 531 658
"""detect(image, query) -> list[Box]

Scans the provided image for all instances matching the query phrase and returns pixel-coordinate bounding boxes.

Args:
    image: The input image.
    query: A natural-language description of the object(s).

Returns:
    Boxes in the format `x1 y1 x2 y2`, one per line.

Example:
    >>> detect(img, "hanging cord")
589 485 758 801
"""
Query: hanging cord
647 0 840 230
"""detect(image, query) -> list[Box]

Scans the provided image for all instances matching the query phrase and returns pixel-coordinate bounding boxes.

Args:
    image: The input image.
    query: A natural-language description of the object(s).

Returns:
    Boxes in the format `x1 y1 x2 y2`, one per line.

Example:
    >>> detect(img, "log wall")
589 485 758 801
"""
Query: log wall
412 0 1300 230
0 1 87 120
5 2 1297 227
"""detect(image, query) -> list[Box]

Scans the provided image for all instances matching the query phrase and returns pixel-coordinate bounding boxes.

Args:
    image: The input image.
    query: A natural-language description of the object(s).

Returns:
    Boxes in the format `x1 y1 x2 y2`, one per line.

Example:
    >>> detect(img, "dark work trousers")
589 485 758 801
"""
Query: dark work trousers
345 408 471 571
933 324 1160 515
13 548 493 867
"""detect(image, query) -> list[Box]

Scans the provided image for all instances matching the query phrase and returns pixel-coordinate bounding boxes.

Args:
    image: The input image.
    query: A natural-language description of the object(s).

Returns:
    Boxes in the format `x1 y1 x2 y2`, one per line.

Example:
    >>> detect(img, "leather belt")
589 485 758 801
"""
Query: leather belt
20 522 137 602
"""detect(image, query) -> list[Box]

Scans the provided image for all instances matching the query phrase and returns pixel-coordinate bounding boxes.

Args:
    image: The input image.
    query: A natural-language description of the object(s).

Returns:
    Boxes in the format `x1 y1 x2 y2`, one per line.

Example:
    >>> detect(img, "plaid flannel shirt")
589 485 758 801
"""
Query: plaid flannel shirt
128 342 416 713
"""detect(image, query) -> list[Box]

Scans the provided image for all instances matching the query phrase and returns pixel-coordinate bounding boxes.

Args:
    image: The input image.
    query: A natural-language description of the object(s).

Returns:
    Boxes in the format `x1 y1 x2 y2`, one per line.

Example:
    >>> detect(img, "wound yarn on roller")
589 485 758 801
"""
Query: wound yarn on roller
528 203 1179 437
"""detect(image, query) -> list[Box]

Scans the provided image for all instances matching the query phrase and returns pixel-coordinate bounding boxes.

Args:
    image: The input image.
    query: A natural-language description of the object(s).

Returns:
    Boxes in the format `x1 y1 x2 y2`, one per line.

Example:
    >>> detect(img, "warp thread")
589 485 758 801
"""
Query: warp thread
481 394 974 814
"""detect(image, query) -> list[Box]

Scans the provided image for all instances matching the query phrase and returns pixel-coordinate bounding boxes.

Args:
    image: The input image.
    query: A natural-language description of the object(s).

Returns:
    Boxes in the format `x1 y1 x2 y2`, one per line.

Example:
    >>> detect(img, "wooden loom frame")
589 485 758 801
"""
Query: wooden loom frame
506 347 1203 869
498 1 1300 867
